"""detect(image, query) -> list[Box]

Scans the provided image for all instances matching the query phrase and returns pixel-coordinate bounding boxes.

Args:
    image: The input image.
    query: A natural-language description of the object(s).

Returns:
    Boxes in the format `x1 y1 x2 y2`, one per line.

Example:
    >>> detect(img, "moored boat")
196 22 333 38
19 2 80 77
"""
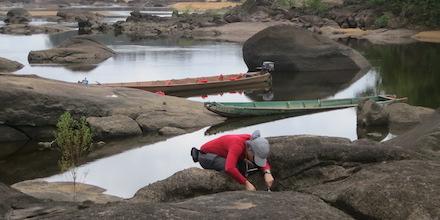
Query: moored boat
101 71 271 95
204 95 407 118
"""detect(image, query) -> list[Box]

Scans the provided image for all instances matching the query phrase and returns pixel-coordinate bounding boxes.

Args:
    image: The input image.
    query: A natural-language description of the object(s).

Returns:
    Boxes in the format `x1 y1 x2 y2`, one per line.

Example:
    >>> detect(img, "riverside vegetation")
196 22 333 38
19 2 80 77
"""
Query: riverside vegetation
54 112 92 201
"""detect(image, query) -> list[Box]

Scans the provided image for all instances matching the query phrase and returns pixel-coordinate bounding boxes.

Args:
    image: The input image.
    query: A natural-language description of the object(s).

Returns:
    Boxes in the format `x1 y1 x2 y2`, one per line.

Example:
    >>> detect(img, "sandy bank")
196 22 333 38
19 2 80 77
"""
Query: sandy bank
412 31 440 43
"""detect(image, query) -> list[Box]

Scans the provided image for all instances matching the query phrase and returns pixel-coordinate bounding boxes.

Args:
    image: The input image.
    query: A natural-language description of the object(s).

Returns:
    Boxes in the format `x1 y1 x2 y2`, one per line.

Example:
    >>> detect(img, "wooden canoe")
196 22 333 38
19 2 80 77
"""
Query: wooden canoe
102 72 271 95
169 82 271 98
204 95 407 118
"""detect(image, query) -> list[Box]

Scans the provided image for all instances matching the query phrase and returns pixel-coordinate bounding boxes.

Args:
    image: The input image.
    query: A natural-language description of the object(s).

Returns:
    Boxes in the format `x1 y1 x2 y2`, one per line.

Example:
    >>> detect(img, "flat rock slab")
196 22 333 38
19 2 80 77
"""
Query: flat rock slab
0 74 223 141
12 179 122 204
43 191 354 219
28 36 115 64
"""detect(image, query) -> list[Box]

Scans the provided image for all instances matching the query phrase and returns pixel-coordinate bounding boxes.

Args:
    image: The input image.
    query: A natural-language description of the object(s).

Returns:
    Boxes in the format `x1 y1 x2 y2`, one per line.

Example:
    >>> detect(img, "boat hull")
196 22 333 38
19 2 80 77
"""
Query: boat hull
102 72 271 94
204 95 407 118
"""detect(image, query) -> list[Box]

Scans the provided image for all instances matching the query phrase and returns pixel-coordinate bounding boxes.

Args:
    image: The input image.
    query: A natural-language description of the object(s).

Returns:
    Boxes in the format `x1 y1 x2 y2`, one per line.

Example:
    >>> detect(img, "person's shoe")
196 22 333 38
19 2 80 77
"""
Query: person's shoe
191 147 199 162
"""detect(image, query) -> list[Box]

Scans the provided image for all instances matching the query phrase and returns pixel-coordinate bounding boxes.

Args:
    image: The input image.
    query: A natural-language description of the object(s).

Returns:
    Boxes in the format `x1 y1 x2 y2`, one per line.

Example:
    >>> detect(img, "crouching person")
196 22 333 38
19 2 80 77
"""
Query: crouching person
191 130 274 191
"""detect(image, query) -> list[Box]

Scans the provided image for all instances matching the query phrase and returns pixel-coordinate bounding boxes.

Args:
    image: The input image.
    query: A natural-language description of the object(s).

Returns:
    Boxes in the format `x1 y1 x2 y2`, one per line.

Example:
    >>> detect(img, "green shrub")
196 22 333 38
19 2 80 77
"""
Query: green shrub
55 112 92 172
276 0 298 9
304 0 328 14
368 0 440 27
375 14 390 28
367 0 386 6
55 112 92 200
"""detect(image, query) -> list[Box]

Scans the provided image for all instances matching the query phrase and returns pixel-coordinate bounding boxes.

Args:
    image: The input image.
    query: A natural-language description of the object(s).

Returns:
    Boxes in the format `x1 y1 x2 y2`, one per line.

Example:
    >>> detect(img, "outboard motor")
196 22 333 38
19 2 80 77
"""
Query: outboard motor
262 61 274 72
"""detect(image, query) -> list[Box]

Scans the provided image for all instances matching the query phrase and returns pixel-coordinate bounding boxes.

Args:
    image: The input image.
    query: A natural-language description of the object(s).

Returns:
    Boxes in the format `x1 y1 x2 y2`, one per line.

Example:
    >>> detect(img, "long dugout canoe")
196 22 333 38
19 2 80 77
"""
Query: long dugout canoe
102 72 271 94
204 95 407 118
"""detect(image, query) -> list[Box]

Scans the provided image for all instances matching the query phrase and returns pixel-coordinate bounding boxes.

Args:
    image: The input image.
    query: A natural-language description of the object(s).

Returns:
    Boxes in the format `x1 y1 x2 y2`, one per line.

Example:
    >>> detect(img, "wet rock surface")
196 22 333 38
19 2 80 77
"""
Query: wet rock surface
242 24 370 72
0 74 223 142
0 57 24 72
28 36 115 64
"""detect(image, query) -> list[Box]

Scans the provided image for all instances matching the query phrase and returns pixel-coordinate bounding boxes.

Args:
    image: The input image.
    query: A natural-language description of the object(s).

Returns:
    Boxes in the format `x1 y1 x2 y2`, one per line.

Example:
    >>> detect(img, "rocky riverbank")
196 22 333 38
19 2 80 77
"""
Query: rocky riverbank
2 0 439 45
80 0 439 45
0 74 224 157
2 105 439 219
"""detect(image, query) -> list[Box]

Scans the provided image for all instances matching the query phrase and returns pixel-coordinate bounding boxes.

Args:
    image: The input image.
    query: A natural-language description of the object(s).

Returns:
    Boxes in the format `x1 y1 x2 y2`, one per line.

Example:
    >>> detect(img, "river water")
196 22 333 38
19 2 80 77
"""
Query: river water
0 31 439 198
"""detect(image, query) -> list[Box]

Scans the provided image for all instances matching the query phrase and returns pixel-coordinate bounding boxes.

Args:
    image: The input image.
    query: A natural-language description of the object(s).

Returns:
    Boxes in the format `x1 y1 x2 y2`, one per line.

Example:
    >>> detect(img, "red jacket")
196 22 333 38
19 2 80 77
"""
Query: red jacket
200 134 271 184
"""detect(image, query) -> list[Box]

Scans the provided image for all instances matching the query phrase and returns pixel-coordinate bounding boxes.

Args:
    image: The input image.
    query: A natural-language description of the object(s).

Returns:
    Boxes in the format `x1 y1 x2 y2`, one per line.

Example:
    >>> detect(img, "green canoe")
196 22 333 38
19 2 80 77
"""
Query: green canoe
204 95 407 118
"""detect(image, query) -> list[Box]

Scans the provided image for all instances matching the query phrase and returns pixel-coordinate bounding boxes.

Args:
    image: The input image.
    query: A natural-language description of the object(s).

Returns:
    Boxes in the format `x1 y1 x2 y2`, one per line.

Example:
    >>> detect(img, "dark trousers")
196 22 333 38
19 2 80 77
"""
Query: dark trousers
198 152 257 177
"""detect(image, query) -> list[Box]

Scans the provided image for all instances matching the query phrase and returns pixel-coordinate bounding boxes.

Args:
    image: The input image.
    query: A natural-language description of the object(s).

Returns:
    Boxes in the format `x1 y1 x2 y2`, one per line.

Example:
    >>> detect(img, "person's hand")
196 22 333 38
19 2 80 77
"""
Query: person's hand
264 173 274 188
245 180 256 191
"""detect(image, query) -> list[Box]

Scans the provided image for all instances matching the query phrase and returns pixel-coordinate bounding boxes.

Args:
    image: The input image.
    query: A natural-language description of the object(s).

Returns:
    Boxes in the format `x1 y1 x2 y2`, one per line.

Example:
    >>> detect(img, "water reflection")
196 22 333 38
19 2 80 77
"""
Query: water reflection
346 39 440 108
45 107 357 198
0 32 248 85
246 69 363 101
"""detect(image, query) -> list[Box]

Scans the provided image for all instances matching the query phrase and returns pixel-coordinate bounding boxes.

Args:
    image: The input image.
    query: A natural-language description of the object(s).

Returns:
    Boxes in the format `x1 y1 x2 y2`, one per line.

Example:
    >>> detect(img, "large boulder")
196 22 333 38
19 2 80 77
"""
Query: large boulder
86 115 142 140
385 103 435 132
0 57 24 72
267 135 414 190
242 24 370 72
4 8 31 24
302 160 440 220
28 37 115 65
0 74 223 142
385 109 440 159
